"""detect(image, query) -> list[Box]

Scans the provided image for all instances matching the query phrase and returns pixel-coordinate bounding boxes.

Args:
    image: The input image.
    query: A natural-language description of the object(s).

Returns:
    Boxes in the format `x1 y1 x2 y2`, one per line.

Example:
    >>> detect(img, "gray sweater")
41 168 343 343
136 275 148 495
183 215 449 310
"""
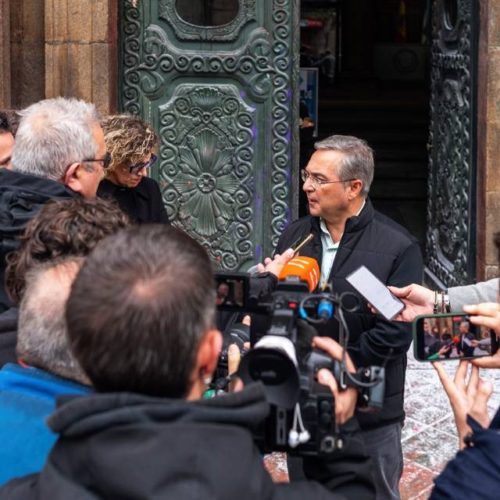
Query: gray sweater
448 279 499 312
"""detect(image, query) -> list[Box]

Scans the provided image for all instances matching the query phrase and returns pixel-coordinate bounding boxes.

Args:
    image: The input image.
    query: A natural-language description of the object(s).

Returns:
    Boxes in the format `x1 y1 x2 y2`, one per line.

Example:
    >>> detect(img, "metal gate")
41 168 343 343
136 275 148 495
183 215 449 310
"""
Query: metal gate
426 0 478 287
119 0 299 270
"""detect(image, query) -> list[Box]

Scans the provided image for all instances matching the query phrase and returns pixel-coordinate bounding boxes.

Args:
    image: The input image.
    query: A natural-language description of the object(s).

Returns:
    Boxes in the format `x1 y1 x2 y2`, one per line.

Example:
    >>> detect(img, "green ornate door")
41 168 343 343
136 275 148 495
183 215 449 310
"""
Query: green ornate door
119 0 299 270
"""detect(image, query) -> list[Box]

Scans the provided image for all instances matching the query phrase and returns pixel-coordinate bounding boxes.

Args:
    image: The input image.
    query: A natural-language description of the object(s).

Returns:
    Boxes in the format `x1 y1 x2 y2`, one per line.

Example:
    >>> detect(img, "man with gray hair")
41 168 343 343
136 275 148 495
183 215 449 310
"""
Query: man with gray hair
0 258 91 485
276 135 423 499
0 97 109 311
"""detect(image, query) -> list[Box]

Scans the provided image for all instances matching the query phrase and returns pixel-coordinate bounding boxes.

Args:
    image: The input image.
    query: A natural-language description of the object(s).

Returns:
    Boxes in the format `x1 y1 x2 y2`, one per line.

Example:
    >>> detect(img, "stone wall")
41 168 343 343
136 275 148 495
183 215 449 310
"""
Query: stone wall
479 0 500 279
45 0 118 114
0 0 117 114
0 0 11 106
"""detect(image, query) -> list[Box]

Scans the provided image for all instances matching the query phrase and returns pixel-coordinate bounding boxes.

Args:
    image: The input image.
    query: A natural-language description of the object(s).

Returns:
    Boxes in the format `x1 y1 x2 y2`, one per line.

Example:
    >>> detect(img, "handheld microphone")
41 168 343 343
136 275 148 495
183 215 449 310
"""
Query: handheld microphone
278 256 320 292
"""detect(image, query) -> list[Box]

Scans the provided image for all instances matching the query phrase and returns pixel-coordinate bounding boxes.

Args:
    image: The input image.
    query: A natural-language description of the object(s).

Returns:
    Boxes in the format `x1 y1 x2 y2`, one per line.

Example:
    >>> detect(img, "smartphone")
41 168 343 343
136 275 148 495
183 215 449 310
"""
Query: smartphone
345 265 404 320
413 313 499 361
214 272 249 311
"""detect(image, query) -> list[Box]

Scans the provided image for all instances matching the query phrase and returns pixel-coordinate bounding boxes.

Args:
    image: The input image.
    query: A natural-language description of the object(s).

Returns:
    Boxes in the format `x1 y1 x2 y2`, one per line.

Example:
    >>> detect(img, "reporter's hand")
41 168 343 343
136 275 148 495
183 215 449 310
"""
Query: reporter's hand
433 361 493 448
256 248 294 277
386 283 435 321
227 315 251 393
312 336 357 425
461 303 500 369
463 302 500 335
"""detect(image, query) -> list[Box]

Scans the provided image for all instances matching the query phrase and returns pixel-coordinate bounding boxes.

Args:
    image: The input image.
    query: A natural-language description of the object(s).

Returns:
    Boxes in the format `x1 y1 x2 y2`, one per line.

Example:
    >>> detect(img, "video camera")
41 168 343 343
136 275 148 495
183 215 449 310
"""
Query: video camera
215 257 386 458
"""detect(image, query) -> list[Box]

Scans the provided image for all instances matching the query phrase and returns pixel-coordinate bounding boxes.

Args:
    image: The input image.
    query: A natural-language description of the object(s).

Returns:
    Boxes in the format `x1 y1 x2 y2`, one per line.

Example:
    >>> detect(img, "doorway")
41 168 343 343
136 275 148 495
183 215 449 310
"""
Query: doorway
298 0 430 248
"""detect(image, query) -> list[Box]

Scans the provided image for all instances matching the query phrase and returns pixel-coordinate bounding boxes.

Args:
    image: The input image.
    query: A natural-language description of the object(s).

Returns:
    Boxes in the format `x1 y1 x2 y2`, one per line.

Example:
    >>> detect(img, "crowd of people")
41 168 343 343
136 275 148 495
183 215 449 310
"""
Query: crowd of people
0 98 498 499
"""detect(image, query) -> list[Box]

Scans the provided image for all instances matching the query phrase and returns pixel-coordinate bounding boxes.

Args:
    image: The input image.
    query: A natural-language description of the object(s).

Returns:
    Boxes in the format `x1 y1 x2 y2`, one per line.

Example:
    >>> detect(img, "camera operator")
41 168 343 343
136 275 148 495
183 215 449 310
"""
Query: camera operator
0 225 375 499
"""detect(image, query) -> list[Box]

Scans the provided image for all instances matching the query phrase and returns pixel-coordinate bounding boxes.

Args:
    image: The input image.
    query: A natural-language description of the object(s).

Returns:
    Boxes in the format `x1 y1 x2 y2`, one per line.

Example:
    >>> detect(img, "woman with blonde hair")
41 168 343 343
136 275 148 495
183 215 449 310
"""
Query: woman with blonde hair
97 115 169 224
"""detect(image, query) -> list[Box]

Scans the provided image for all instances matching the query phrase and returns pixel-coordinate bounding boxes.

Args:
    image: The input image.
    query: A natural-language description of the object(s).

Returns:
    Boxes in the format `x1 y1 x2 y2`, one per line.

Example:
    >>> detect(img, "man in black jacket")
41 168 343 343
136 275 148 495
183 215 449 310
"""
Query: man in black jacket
0 97 109 312
0 224 375 499
276 135 423 499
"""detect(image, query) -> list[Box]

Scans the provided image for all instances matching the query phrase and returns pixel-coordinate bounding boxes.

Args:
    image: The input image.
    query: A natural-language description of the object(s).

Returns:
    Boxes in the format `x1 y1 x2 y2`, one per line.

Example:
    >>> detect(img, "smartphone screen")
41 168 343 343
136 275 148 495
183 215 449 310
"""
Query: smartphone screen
414 313 499 361
214 272 249 311
345 265 404 320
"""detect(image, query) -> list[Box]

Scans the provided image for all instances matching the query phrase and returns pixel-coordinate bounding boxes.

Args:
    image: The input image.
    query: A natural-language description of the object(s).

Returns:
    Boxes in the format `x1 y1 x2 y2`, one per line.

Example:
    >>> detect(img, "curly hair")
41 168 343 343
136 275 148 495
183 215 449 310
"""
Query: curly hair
5 197 130 304
101 114 158 174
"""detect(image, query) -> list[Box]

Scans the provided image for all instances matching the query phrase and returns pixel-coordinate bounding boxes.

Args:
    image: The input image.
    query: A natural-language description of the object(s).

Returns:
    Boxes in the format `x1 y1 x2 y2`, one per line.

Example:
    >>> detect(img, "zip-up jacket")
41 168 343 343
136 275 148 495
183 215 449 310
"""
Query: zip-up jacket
276 199 423 429
0 384 375 499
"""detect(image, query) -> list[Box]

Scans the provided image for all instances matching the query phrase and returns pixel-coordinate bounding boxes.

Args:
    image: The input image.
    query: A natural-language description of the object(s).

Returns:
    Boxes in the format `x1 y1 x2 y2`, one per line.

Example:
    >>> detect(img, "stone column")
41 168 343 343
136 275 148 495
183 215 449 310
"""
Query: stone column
0 0 10 107
10 0 45 108
45 0 118 114
477 0 500 279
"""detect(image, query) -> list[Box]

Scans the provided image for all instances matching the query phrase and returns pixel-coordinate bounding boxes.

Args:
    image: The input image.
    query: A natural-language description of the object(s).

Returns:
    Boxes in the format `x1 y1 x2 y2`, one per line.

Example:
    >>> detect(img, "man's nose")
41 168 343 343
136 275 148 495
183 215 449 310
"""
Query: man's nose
303 177 314 192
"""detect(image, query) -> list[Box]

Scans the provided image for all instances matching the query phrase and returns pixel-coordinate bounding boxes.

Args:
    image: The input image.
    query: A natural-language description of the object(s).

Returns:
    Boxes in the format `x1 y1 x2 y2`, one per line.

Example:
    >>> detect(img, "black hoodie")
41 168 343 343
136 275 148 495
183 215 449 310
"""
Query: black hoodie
0 384 375 499
0 169 75 311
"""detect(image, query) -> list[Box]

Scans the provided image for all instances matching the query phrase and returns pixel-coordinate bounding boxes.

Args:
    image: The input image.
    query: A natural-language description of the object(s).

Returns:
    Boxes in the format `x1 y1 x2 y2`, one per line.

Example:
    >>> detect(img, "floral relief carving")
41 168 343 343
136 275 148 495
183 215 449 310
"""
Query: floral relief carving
160 85 254 269
120 0 296 268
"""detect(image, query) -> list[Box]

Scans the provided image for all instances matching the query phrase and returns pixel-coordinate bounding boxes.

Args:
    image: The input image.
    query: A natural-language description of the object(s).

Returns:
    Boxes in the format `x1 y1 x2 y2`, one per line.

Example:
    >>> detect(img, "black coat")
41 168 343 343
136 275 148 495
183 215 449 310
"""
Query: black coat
0 170 75 311
0 384 375 499
0 307 17 367
98 177 169 224
276 199 423 430
431 409 500 499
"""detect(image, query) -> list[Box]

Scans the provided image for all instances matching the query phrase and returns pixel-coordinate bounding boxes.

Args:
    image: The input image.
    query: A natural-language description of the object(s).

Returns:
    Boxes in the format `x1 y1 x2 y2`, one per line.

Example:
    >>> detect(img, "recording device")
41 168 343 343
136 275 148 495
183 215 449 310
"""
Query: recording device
215 257 386 458
346 265 404 320
215 272 249 311
413 313 499 361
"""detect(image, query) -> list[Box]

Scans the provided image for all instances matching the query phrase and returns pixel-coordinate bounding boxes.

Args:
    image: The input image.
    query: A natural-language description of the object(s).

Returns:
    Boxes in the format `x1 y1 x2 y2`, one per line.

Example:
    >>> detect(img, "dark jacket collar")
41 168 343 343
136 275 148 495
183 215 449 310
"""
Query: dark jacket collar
49 383 270 437
0 168 76 199
98 177 150 201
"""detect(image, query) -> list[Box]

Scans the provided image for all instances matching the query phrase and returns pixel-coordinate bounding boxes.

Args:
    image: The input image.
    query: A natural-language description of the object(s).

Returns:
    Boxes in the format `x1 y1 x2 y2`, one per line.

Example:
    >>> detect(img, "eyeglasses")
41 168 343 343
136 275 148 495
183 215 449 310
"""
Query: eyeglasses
300 169 355 189
83 152 112 170
128 154 157 174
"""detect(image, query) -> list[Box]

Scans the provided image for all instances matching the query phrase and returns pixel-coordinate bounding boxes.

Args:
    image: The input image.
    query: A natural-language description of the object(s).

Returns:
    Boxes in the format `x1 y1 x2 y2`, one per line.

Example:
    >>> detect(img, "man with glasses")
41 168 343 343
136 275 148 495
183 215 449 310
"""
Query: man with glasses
276 135 423 499
0 97 108 311
98 114 169 224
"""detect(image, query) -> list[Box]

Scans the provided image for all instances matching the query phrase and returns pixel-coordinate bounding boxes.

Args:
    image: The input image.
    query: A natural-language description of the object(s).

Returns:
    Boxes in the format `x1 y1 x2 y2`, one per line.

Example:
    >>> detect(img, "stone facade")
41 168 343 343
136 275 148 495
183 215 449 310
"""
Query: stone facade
0 0 117 114
481 0 500 279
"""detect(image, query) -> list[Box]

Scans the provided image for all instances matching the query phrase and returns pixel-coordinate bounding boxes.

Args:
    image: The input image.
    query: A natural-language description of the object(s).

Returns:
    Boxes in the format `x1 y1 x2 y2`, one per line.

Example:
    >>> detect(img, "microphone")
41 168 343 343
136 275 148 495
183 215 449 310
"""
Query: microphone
278 256 320 292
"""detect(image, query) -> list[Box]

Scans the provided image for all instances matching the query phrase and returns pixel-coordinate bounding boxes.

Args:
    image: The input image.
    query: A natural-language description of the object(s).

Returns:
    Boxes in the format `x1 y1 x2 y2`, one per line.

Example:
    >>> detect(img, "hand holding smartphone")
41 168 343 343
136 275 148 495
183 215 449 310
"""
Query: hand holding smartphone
413 313 499 361
345 265 404 320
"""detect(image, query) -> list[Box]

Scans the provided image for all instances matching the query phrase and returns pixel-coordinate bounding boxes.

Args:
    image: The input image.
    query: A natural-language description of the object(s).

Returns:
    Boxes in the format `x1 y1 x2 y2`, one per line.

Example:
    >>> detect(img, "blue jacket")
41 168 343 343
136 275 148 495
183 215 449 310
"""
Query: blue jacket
431 408 500 499
0 363 91 485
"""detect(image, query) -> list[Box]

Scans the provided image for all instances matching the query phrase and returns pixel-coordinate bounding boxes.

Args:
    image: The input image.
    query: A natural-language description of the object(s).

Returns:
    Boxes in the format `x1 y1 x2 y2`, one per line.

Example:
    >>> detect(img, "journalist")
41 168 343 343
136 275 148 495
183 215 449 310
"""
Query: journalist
0 225 375 499
431 233 500 497
389 232 500 497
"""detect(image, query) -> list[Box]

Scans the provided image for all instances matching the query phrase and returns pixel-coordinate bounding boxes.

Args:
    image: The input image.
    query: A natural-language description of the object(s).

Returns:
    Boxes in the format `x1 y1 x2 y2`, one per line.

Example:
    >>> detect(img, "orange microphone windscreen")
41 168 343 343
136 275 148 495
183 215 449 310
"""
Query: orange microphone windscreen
278 256 320 292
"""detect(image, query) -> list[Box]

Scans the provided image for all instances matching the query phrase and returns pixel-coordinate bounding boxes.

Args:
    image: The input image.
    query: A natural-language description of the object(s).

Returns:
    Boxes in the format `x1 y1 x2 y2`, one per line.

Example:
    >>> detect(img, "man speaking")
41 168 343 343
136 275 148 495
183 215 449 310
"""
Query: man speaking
276 135 423 499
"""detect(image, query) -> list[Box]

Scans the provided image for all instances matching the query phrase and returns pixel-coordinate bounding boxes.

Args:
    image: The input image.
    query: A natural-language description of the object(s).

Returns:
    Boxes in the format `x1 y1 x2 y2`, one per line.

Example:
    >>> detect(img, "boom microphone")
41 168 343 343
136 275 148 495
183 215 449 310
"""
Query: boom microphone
279 256 320 292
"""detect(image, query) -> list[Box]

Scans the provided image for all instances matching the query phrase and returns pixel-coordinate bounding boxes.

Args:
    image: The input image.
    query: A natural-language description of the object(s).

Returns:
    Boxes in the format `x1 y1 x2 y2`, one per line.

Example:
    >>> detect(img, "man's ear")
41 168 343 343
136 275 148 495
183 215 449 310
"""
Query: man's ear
348 179 363 199
63 162 84 193
196 329 223 378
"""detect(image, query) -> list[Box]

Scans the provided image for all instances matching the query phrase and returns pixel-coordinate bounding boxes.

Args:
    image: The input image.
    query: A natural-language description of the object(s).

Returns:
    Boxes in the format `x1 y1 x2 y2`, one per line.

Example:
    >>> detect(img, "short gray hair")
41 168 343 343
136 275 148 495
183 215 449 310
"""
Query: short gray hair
17 257 89 385
11 97 100 180
314 135 374 196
